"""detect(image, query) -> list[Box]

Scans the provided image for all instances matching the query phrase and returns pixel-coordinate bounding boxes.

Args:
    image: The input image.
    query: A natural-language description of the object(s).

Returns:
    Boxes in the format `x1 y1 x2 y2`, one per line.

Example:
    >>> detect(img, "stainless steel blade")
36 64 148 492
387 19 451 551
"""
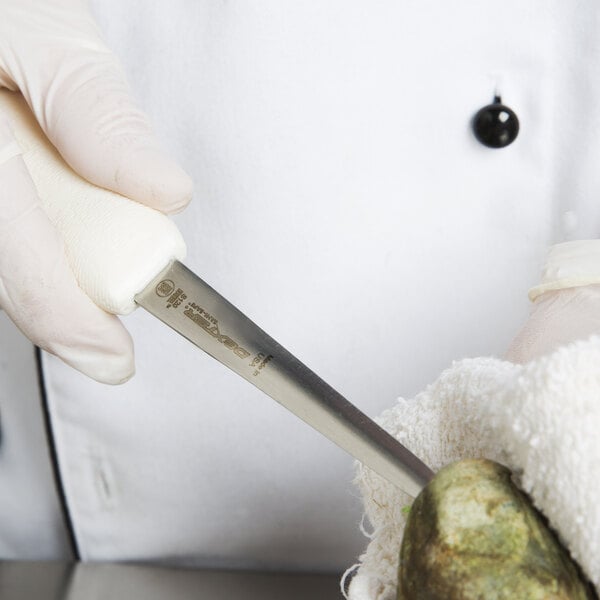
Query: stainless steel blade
135 261 434 497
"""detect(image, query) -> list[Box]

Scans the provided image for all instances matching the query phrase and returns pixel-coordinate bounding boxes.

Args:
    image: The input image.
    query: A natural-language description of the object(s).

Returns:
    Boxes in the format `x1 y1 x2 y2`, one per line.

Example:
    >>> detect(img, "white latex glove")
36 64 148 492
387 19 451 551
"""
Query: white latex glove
0 0 192 384
506 241 600 363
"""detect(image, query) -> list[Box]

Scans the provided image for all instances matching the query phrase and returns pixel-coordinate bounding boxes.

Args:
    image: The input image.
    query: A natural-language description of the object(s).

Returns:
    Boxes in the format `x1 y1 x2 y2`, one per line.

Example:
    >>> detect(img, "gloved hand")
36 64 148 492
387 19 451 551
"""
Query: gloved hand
505 241 600 363
0 0 192 384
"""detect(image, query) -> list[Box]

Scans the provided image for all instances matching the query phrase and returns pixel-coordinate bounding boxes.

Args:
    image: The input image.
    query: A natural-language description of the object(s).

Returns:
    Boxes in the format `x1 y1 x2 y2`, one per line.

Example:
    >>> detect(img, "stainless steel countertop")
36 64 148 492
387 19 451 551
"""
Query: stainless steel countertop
0 562 344 599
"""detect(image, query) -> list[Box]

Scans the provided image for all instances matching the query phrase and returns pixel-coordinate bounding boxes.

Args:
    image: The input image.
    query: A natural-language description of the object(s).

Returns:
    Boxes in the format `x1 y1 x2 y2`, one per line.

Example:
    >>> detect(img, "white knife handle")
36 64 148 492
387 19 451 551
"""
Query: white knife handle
0 89 187 315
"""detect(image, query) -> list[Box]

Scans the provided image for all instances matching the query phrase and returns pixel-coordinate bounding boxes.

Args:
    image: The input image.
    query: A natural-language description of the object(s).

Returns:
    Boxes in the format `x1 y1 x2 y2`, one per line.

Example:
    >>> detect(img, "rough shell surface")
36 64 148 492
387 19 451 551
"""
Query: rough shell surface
398 459 596 600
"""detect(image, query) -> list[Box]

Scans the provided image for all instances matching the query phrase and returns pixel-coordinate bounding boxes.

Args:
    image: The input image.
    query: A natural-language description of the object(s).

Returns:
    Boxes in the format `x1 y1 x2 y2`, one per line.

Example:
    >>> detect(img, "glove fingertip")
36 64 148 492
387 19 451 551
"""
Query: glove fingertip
47 322 136 385
88 349 136 385
60 348 135 385
116 147 193 215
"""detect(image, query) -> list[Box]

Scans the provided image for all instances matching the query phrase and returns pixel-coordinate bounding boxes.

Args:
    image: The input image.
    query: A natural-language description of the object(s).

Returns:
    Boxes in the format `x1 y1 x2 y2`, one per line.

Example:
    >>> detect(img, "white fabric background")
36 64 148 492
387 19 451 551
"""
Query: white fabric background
4 0 600 572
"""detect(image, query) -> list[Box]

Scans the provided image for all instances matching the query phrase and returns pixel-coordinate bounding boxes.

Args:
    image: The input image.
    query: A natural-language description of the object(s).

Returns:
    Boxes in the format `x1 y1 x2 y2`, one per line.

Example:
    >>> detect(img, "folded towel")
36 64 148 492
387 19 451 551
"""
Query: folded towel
345 336 600 599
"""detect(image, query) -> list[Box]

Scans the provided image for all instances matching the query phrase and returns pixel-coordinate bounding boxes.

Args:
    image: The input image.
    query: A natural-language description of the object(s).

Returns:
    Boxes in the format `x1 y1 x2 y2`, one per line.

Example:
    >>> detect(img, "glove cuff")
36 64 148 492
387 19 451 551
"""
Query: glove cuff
529 240 600 301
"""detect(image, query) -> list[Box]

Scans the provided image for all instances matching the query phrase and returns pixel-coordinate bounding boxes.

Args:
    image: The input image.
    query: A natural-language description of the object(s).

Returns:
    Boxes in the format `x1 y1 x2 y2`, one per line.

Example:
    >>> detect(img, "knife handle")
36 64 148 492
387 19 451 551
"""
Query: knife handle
0 89 186 315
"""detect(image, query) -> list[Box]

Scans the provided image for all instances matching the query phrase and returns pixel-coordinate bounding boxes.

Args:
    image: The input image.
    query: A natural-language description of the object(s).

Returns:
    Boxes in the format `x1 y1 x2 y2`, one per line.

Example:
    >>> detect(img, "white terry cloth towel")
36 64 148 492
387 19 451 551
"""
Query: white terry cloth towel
344 336 600 600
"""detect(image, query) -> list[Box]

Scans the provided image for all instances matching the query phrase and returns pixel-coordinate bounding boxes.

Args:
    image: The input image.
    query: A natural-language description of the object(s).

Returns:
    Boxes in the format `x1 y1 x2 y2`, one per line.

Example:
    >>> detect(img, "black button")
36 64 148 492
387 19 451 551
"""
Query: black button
472 95 519 148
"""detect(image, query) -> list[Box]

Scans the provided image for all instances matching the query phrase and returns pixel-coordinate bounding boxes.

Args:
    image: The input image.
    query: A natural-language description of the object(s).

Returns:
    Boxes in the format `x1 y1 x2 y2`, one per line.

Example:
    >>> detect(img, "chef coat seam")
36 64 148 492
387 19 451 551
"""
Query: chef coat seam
34 346 80 560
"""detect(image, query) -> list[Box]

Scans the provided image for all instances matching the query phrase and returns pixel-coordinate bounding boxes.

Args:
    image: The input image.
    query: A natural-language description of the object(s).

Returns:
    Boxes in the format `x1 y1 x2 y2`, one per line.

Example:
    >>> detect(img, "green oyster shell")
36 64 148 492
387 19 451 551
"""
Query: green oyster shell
398 459 596 600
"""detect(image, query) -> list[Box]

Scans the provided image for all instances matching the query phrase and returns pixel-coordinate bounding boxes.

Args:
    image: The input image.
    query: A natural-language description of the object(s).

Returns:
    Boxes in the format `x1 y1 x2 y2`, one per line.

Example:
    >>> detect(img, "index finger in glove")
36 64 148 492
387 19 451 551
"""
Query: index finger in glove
0 0 193 215
0 114 134 384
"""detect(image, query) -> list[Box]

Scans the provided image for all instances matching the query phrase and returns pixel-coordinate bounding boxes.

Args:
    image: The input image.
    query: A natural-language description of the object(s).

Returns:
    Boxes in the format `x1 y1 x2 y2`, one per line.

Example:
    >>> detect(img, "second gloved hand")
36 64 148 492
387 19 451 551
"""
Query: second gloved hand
0 0 193 384
505 241 600 363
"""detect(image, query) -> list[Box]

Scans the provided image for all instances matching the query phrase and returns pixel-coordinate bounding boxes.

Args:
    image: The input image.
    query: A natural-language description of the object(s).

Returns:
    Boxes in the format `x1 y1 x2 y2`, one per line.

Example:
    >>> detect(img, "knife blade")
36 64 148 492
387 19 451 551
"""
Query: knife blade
0 89 433 498
135 260 434 498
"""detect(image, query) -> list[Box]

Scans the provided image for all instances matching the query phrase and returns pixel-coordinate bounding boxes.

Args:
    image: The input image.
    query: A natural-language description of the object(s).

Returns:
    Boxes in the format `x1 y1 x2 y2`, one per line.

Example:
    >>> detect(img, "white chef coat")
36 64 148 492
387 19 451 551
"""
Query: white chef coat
2 0 599 572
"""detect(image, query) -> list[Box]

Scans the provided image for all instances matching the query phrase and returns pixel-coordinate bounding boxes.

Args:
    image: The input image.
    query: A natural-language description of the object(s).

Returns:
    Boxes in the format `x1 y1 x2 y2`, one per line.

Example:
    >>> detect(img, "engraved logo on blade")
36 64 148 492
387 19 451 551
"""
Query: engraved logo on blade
156 280 175 297
184 302 252 360
250 352 273 377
